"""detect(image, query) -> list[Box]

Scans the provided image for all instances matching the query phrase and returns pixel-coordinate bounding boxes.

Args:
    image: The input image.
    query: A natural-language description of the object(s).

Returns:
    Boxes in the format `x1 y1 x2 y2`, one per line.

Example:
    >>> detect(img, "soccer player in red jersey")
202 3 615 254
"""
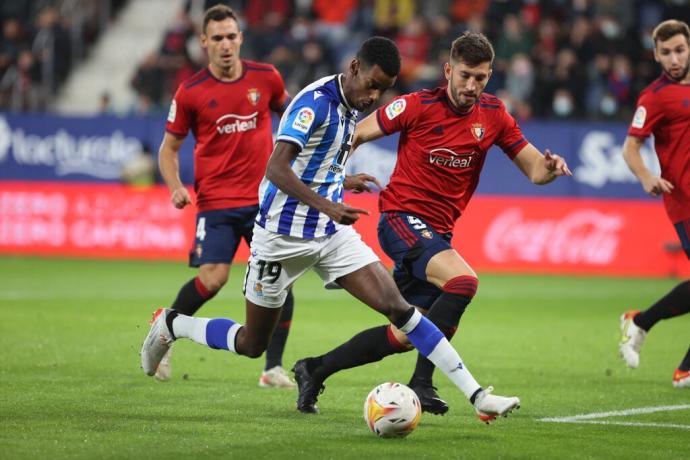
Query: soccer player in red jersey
618 19 690 389
292 32 572 416
154 5 295 387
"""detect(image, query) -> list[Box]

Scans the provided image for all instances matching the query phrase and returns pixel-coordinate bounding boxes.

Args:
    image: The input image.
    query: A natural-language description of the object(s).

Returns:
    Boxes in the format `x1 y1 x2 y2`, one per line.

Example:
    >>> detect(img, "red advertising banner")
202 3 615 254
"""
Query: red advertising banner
0 182 686 277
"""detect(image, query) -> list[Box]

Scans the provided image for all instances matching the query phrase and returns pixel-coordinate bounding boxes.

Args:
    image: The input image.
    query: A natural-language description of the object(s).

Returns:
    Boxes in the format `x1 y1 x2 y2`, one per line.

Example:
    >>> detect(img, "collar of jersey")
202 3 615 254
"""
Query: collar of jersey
205 61 247 84
335 73 355 112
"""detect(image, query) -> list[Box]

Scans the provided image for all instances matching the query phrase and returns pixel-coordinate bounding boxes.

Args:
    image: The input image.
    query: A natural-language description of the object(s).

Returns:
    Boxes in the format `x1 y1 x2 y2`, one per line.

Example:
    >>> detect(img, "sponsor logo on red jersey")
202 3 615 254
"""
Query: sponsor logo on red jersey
428 148 476 169
215 112 258 134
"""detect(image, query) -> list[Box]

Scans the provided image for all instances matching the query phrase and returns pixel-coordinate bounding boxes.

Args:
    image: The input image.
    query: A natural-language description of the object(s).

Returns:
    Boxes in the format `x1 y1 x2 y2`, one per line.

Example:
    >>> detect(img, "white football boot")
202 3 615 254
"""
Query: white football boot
619 310 646 369
154 346 173 381
259 366 297 389
473 386 520 424
141 308 176 376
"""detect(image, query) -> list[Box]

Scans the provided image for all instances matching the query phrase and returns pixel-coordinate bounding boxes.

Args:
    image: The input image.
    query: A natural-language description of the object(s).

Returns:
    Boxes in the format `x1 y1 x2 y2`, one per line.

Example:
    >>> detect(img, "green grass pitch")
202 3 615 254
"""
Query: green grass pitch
1 256 688 459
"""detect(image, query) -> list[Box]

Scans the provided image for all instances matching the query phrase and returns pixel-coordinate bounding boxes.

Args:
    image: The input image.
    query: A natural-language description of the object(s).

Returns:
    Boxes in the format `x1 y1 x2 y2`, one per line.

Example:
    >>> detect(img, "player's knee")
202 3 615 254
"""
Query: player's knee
200 272 228 293
442 275 479 299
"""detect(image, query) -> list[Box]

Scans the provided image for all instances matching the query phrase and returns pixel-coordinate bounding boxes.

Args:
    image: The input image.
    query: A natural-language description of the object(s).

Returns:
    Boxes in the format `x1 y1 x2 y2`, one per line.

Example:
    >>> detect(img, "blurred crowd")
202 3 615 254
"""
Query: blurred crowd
3 0 690 121
0 0 127 111
128 0 690 121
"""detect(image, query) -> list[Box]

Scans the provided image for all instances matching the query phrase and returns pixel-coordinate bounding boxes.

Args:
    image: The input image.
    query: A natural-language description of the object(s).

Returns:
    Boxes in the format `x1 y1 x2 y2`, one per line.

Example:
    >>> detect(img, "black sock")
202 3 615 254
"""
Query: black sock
410 292 471 386
679 346 690 372
265 289 294 370
312 325 408 383
170 276 216 316
634 280 690 331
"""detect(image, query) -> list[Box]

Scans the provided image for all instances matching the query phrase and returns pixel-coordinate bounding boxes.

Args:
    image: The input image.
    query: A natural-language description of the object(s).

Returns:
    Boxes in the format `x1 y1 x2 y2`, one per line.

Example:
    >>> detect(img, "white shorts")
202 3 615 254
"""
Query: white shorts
243 224 380 308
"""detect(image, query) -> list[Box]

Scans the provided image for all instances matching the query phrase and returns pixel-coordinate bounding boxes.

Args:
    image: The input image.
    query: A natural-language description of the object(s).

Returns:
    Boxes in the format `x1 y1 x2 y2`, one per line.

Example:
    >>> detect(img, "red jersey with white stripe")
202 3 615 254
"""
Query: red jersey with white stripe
628 74 690 223
376 88 528 233
166 60 288 211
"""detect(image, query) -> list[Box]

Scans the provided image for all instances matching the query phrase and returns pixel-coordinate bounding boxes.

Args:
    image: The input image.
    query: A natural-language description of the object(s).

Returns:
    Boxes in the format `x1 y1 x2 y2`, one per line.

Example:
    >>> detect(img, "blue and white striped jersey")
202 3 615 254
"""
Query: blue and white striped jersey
256 74 358 238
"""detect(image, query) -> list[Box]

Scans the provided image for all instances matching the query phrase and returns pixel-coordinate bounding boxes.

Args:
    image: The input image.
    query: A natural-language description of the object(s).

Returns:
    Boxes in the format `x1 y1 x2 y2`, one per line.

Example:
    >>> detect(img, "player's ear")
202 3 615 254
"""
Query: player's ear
200 33 208 49
350 58 360 77
443 62 451 81
238 30 244 45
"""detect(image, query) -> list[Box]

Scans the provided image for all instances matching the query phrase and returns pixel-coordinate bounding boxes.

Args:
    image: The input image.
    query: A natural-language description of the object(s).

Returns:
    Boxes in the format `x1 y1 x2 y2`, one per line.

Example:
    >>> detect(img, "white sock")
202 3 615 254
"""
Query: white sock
399 309 481 400
172 315 210 346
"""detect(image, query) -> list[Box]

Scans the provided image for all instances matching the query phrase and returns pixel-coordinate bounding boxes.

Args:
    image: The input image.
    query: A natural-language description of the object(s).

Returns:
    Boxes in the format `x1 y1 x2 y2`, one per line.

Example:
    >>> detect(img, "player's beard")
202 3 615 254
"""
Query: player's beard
448 74 477 112
663 62 690 82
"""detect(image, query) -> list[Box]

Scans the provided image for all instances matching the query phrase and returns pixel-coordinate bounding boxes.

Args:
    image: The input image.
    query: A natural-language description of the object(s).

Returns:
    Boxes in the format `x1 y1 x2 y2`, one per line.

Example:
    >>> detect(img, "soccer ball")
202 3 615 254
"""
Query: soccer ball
363 382 421 438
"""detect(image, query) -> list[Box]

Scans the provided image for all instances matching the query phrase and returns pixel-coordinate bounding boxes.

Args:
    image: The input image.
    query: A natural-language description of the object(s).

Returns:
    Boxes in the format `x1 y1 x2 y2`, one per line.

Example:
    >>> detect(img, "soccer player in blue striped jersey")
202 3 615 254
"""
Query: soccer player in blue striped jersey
140 36 520 421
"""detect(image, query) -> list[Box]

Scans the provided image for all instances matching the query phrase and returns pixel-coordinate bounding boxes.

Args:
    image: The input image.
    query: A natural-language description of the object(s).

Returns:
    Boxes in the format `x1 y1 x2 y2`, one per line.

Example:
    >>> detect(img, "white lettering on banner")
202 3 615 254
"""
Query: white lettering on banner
70 220 187 249
574 131 661 188
0 191 68 246
483 208 623 265
0 218 66 246
0 188 190 253
0 116 142 179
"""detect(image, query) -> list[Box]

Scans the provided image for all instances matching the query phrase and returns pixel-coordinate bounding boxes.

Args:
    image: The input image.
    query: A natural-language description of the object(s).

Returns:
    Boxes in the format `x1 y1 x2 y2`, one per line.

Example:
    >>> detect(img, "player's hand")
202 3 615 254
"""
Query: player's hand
343 173 382 193
325 202 369 225
544 149 572 177
170 187 192 209
641 175 674 197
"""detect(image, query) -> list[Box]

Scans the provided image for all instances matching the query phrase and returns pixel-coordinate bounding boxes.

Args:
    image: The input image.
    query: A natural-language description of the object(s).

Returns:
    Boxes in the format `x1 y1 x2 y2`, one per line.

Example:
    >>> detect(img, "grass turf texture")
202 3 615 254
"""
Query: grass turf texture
1 256 688 459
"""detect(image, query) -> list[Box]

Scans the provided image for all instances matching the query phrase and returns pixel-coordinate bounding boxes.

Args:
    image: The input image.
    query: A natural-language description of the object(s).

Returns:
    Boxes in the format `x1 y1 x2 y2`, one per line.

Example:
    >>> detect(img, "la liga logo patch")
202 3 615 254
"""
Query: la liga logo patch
631 106 646 129
292 107 315 133
385 99 406 120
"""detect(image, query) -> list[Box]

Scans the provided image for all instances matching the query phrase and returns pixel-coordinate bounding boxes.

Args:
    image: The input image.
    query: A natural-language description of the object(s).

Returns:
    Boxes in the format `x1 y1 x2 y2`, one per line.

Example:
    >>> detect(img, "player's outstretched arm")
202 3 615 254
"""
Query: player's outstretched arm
266 141 369 225
159 132 192 209
352 112 386 151
513 143 572 185
343 173 382 193
622 135 674 197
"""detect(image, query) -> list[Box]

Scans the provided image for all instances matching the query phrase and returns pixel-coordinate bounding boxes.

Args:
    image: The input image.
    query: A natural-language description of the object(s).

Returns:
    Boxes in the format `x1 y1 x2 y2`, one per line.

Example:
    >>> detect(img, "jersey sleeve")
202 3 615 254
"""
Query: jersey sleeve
628 91 664 139
268 66 290 113
276 92 329 149
165 85 192 138
375 93 419 135
495 105 528 160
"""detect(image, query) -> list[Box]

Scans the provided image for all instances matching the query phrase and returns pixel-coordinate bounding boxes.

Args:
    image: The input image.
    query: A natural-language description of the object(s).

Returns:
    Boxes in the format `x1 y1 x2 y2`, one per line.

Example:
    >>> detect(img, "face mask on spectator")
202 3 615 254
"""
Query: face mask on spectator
600 94 618 116
601 19 621 39
553 95 573 116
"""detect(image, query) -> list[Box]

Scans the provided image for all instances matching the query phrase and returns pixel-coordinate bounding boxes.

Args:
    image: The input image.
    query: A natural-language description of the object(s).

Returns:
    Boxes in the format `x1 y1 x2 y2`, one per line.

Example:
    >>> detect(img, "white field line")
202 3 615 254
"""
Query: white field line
539 404 690 430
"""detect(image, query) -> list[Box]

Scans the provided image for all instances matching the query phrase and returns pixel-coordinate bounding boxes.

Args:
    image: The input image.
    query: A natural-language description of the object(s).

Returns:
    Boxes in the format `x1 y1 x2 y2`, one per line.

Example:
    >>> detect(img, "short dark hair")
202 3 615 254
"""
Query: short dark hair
652 19 690 45
203 4 239 33
450 32 495 66
356 36 401 78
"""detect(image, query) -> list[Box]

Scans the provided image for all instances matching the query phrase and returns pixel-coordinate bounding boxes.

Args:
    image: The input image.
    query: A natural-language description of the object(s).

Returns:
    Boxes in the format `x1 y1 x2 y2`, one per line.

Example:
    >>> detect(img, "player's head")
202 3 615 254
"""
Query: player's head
201 5 243 77
444 32 494 111
343 36 400 111
652 19 690 82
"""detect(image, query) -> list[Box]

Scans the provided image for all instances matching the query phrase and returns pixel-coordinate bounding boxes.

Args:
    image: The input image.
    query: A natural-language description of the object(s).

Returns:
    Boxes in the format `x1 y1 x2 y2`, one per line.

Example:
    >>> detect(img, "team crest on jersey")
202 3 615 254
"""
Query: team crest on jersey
385 99 406 120
632 106 646 129
292 107 315 133
471 123 485 141
195 244 203 258
420 230 433 239
167 100 177 122
247 88 261 106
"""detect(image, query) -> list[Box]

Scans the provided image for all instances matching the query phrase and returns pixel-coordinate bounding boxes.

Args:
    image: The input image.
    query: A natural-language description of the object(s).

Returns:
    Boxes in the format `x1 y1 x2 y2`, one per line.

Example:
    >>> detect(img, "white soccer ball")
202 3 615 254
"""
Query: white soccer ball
363 382 422 438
